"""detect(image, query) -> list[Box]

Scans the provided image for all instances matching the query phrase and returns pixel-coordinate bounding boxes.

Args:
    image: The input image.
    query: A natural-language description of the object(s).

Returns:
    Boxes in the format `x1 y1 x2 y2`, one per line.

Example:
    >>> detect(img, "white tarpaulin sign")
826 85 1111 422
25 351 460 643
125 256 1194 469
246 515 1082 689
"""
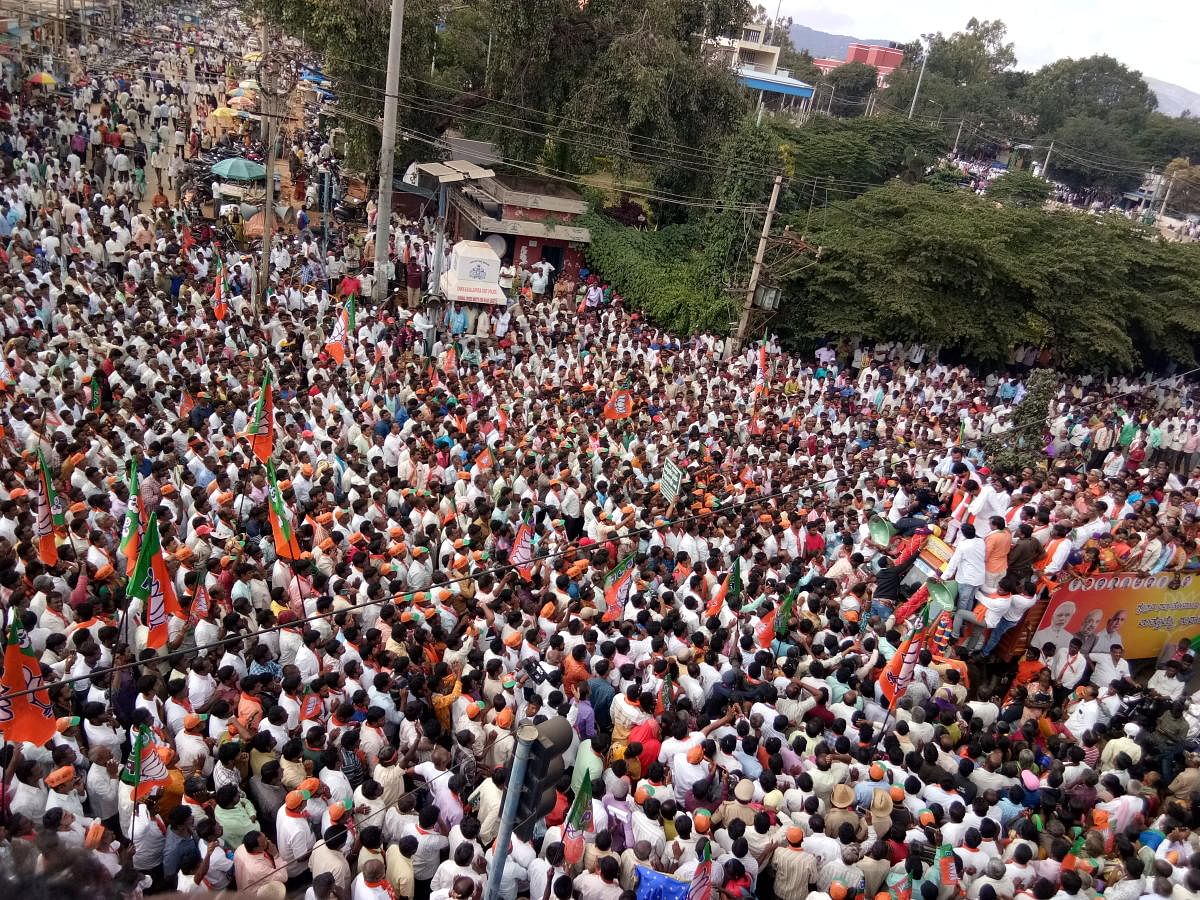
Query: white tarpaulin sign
439 239 507 305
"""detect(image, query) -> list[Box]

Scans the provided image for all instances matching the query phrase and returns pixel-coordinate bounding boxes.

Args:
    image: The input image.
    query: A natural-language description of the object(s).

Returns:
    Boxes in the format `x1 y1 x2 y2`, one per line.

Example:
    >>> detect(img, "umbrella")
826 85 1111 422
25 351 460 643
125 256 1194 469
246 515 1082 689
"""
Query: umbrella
26 71 56 86
209 106 237 120
239 79 260 90
228 95 257 110
243 50 262 62
228 88 249 98
211 157 266 181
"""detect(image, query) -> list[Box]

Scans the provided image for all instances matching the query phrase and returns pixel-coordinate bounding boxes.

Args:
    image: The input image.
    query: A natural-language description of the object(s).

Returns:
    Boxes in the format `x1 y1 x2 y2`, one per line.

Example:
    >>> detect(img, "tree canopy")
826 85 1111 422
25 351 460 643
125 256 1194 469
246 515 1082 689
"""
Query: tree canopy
777 183 1200 371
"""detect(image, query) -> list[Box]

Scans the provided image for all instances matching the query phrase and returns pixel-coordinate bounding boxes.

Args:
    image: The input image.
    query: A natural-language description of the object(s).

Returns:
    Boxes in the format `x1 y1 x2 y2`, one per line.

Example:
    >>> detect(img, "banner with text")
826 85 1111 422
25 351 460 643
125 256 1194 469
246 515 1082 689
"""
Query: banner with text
1032 573 1200 660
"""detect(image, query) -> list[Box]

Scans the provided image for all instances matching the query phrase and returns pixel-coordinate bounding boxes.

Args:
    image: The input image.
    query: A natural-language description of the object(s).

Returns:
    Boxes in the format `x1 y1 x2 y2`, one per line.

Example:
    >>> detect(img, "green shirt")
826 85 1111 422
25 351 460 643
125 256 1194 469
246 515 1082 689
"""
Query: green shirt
214 797 259 849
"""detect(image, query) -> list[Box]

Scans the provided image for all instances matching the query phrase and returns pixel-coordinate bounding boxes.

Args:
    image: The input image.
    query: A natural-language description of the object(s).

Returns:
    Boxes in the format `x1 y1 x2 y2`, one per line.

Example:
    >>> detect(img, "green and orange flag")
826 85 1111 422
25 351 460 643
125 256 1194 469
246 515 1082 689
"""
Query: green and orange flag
0 617 57 746
267 460 302 560
128 512 184 649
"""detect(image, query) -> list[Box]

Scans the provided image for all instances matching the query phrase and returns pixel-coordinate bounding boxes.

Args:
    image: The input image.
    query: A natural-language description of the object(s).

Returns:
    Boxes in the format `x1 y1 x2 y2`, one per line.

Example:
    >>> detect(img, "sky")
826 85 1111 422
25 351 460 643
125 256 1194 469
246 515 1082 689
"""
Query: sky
778 0 1199 91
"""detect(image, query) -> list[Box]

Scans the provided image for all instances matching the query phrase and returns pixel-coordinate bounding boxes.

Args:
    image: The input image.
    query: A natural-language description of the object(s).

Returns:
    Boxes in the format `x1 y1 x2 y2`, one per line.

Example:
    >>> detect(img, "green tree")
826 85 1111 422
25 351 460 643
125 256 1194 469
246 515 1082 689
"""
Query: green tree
986 170 1052 207
983 369 1056 473
880 19 1023 149
1048 115 1143 194
777 182 1200 370
825 62 878 117
1023 55 1157 134
255 0 438 171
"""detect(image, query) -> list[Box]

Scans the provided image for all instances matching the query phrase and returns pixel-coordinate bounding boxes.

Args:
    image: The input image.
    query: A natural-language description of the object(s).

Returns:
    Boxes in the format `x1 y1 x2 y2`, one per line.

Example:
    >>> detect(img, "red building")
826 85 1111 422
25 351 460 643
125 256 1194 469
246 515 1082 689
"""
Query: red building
812 42 905 86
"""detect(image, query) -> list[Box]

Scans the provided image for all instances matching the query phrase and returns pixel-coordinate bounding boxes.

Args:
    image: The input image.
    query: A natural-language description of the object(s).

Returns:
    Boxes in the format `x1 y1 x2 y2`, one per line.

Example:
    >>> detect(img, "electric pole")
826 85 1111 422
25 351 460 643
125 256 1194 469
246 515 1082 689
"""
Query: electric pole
1041 140 1054 180
952 119 964 156
730 175 783 357
907 47 927 119
1160 172 1176 218
372 0 407 303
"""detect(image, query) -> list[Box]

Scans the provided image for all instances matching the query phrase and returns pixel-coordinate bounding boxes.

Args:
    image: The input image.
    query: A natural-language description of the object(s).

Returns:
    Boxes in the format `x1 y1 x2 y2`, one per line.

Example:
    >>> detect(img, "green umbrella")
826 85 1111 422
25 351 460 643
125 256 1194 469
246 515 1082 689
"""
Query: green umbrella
211 157 266 181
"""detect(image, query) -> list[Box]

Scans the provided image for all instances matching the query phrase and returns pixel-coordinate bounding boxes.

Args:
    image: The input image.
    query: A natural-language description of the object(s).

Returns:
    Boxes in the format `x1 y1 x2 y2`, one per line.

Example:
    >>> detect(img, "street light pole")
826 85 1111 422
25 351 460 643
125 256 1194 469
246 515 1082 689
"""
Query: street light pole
907 47 927 120
372 0 407 303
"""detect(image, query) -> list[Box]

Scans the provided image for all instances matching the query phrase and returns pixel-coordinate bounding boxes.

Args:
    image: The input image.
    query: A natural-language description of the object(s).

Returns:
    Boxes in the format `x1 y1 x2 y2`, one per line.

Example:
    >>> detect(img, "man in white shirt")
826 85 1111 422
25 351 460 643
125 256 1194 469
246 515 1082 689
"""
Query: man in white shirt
942 523 987 611
1090 644 1132 690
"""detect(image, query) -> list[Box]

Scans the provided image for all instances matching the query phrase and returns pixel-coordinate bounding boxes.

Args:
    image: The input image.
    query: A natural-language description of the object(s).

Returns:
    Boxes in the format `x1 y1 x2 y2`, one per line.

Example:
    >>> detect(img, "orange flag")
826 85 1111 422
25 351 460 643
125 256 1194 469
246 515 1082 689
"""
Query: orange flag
878 624 927 706
244 369 275 464
756 607 778 648
476 447 494 470
442 344 458 376
603 389 634 420
0 618 57 746
35 481 58 567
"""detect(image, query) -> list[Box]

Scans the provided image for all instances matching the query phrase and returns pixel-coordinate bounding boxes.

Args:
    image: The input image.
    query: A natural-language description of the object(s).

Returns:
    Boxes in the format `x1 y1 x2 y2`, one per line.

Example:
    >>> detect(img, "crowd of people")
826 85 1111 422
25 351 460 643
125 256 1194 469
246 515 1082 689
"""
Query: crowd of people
6 8 1200 900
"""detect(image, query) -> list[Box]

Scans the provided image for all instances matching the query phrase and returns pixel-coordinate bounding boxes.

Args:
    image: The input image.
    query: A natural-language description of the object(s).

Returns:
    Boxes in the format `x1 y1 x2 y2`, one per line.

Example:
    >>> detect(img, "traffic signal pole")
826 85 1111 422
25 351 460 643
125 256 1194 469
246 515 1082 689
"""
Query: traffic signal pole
485 725 536 900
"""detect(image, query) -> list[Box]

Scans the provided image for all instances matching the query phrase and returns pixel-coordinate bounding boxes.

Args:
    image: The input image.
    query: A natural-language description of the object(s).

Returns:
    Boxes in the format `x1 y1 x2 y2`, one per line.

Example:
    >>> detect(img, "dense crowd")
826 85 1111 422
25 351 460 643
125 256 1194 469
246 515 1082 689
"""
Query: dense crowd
6 10 1200 900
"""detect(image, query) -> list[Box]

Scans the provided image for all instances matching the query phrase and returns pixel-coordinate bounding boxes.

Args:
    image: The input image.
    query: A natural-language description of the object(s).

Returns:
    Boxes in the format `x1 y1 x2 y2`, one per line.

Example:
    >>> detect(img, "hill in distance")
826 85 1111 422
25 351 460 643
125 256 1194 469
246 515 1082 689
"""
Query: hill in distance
789 23 1199 119
1145 77 1200 118
787 23 893 58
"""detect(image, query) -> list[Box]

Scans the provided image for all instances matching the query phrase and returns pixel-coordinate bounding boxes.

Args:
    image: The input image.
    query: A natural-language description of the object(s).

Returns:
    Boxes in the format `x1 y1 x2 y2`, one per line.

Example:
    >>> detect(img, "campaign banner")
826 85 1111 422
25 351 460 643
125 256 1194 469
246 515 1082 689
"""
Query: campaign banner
1031 572 1200 660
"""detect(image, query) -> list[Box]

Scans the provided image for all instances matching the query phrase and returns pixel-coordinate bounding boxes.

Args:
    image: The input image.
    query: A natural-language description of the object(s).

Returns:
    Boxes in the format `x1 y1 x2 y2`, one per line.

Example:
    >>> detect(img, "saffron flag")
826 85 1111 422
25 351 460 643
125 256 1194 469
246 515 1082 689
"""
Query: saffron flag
34 482 57 567
121 724 169 801
212 255 229 321
603 389 634 420
756 607 778 648
601 553 637 622
885 871 913 900
498 407 509 437
687 843 714 900
441 344 457 377
562 770 593 864
935 843 960 885
0 618 57 746
878 623 927 706
128 512 184 649
706 564 741 619
476 447 494 470
178 391 195 421
267 461 303 560
325 295 355 364
245 368 275 464
37 449 65 527
118 459 143 577
511 521 534 580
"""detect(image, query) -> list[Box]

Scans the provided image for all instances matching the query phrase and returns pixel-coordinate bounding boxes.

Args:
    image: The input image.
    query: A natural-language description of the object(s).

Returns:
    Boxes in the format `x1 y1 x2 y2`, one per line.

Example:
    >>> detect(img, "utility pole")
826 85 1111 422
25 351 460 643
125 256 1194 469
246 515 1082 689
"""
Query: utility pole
1041 140 1054 180
730 175 783 357
907 47 927 119
1160 172 1176 218
952 118 964 156
256 18 276 330
484 727 535 900
372 0 407 303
